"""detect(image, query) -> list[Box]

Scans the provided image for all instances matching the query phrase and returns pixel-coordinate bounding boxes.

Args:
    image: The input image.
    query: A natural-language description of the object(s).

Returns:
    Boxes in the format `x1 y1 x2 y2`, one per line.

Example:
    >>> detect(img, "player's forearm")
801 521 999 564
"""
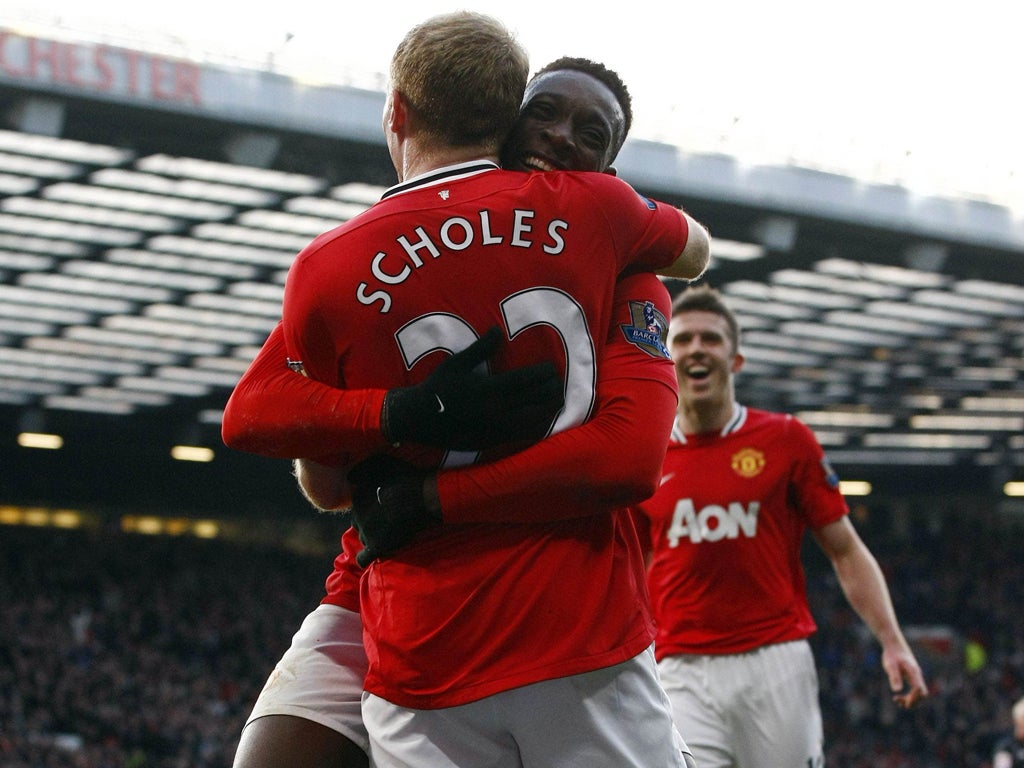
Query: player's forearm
222 323 388 459
656 212 710 281
437 377 677 524
832 540 908 649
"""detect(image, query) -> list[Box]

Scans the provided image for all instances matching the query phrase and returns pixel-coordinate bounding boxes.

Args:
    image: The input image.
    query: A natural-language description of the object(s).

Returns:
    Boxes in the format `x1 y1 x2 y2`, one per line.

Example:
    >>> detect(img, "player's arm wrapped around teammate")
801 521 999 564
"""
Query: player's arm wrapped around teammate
347 455 441 567
380 327 564 450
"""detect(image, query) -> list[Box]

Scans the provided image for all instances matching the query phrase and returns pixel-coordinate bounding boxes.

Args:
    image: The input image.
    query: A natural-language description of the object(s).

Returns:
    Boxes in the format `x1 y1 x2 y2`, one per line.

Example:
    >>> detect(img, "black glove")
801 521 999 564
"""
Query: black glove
380 327 563 450
348 455 441 568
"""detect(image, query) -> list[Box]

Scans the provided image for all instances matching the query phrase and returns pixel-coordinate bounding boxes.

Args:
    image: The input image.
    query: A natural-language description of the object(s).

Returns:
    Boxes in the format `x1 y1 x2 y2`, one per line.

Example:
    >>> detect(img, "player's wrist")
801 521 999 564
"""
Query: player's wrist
380 386 430 444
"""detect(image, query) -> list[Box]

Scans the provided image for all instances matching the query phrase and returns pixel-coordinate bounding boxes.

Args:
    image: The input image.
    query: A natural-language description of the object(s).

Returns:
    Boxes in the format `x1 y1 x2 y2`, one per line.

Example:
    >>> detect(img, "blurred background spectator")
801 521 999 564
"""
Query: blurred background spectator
2 503 1021 768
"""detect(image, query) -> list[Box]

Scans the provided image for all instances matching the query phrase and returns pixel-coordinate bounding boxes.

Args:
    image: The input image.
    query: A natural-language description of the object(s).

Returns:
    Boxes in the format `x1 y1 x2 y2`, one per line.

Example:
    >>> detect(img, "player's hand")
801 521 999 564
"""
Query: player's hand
883 645 929 709
347 455 441 567
380 327 564 450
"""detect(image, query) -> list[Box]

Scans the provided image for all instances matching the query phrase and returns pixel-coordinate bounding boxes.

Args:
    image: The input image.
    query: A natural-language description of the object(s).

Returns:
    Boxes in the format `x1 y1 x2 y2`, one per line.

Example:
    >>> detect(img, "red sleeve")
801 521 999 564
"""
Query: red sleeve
221 322 388 463
584 174 689 274
786 416 850 529
437 273 678 524
629 506 654 567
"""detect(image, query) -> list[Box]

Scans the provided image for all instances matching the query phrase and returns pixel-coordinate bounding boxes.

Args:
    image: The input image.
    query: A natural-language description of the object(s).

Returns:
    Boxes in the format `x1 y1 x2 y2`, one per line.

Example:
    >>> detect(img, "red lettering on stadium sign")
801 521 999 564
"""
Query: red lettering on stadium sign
0 29 201 105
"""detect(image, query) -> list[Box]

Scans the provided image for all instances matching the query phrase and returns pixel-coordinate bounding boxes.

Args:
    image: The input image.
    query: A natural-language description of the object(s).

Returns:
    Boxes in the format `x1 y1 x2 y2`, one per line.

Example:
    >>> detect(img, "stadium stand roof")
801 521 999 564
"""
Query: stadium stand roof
1 25 1022 519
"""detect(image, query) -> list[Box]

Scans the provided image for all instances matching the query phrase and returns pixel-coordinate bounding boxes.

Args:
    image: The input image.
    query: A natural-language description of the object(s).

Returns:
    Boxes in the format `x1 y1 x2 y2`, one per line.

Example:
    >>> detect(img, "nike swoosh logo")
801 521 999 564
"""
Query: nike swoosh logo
659 472 676 486
435 394 446 414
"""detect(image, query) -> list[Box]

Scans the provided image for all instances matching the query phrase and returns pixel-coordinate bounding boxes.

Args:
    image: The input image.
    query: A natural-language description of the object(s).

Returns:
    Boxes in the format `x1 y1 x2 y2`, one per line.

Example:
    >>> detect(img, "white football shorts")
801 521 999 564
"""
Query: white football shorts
658 638 825 768
244 603 369 753
363 643 689 767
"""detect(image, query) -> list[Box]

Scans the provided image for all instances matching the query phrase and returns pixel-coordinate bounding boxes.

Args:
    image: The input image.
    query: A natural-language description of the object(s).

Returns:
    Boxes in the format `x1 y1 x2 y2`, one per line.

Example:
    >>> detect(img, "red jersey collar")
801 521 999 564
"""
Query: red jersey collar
671 404 748 444
380 159 501 200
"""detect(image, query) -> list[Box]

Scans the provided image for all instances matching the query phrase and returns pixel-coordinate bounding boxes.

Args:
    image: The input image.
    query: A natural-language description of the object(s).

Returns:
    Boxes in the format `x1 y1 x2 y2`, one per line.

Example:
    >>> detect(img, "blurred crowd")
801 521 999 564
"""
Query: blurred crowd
1 504 1021 768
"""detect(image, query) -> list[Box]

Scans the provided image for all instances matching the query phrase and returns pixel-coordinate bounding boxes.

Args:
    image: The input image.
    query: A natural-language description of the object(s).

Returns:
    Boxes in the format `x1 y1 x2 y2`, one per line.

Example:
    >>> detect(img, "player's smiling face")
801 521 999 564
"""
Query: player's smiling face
501 70 625 174
668 310 743 406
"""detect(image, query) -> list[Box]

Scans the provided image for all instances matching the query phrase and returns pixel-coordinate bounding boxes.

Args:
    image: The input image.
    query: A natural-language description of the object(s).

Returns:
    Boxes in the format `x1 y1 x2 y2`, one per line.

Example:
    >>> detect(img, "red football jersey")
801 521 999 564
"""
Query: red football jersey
321 270 677 613
637 406 849 658
283 161 688 708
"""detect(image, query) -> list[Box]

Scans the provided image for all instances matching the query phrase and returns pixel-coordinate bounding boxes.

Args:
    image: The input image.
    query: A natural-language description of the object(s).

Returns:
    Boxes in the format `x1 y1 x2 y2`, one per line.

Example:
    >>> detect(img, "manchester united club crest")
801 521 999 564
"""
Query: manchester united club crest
619 300 670 359
731 447 765 478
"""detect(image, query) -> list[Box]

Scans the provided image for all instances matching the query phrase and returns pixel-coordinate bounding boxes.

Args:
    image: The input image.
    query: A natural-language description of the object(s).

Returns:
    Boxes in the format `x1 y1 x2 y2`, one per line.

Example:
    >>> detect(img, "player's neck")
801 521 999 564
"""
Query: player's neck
679 397 737 436
395 139 500 182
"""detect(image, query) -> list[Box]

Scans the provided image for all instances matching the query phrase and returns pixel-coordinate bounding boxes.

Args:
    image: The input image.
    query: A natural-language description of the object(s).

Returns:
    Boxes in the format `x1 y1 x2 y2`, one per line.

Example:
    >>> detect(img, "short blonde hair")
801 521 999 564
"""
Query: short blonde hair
390 12 529 150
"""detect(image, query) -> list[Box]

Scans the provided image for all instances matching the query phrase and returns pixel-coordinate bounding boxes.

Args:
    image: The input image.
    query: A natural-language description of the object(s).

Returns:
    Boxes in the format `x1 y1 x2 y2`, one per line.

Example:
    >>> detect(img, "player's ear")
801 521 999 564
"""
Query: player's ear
603 165 619 177
385 89 409 135
731 352 745 373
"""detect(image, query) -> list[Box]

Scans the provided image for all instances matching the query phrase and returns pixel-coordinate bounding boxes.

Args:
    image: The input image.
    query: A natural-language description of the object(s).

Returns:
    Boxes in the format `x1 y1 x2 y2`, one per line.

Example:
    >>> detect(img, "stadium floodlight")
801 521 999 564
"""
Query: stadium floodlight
0 345 141 376
839 480 872 496
911 414 1024 432
65 326 222 355
913 289 1024 318
92 168 279 207
78 387 171 407
17 431 64 449
171 445 215 463
115 375 211 397
0 129 131 165
742 331 856 357
796 410 894 428
0 284 132 315
780 321 903 348
331 181 388 205
44 395 134 414
863 300 990 329
0 151 80 179
738 345 822 368
757 285 862 311
0 173 38 195
61 261 223 293
811 430 849 447
864 433 992 450
719 287 816 320
0 250 55 272
286 196 370 221
0 233 87 256
0 298 91 324
961 396 1024 412
103 315 261 346
20 273 173 304
710 238 765 262
953 279 1024 305
823 310 945 338
3 196 180 233
814 258 949 289
146 235 297 269
186 292 283 318
107 249 258 280
136 153 325 195
776 267 906 300
191 222 310 252
238 208 340 237
27 337 181 367
825 449 960 466
145 304 276 333
0 212 142 246
45 182 235 221
156 365 248 388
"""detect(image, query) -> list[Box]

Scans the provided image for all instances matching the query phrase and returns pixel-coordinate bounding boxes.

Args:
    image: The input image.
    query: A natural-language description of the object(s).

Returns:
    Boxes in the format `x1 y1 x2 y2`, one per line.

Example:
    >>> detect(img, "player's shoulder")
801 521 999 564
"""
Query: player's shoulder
527 169 645 199
736 408 816 444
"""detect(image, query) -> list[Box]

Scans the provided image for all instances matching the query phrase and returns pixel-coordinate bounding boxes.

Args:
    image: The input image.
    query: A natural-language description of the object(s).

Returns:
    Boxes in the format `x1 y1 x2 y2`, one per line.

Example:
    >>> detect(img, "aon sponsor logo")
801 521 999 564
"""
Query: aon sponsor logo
666 499 759 547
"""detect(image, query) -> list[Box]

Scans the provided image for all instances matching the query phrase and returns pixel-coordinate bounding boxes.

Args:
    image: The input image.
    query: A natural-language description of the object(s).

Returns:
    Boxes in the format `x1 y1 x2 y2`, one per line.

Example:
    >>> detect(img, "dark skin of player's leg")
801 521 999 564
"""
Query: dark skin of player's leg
232 715 369 768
